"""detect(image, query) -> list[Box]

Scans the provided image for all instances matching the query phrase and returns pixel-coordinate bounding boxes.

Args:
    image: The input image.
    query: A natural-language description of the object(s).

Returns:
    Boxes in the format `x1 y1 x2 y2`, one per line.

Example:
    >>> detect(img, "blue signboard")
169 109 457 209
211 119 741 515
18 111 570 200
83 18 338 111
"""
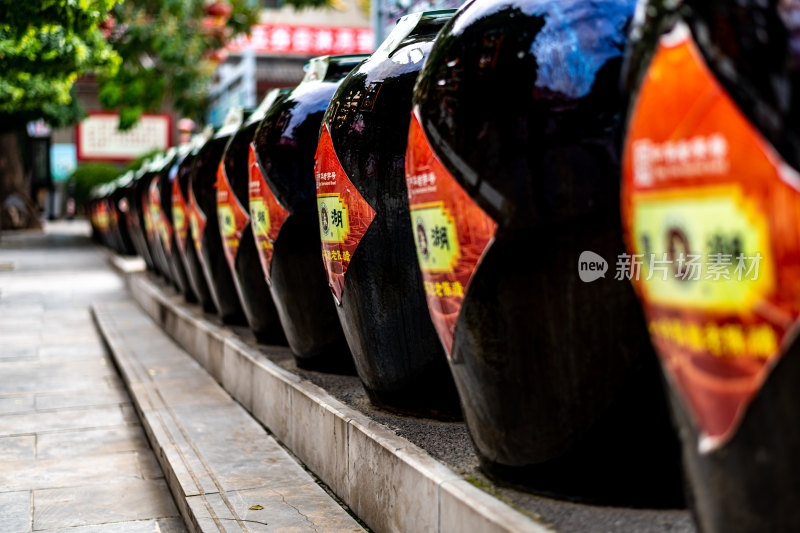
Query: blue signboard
50 144 77 183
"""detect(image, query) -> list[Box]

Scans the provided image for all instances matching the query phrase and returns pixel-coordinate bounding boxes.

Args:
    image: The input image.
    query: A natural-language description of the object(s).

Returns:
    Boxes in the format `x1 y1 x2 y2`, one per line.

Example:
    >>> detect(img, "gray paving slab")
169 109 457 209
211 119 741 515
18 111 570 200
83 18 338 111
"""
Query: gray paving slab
0 395 35 414
33 518 185 533
36 426 148 459
0 490 31 533
0 405 129 436
0 222 185 533
0 452 144 491
34 387 129 411
94 299 366 533
33 479 180 530
0 435 36 461
37 344 107 361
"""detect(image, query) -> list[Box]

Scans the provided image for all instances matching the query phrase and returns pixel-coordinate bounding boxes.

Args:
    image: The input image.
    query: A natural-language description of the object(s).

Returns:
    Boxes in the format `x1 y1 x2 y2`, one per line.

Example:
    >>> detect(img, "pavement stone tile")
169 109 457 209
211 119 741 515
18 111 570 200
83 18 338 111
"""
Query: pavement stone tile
0 452 143 491
188 485 363 533
166 404 311 493
0 318 43 332
0 304 45 316
36 426 148 459
35 388 129 411
144 377 230 409
33 479 180 530
0 490 31 533
0 405 128 436
0 435 36 461
33 517 185 533
0 394 35 414
37 345 107 361
0 334 41 347
0 360 118 396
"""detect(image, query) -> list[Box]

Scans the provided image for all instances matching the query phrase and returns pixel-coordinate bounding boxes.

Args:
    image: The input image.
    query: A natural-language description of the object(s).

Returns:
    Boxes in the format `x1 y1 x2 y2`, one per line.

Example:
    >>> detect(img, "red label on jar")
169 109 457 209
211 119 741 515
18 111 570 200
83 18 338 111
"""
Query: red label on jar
314 124 376 304
142 186 156 243
248 144 290 284
187 179 206 256
405 112 498 359
95 202 110 232
172 178 189 252
149 177 172 254
107 199 118 230
216 161 250 273
621 24 793 451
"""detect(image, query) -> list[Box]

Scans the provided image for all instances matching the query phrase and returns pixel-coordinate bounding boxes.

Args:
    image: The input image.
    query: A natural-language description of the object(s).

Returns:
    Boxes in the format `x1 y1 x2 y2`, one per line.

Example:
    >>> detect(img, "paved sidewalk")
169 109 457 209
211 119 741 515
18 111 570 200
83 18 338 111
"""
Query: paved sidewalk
0 221 184 533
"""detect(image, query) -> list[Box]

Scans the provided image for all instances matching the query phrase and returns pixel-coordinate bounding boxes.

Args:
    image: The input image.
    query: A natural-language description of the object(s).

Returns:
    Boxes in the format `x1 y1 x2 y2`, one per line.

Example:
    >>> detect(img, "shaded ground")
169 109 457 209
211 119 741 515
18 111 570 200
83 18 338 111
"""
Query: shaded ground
0 221 185 533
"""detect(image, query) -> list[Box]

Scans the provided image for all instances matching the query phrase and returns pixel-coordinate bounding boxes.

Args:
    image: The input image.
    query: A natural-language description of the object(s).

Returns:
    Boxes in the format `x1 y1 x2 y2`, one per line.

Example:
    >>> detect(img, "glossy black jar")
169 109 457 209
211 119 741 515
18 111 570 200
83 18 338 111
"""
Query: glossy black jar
145 150 178 284
108 173 137 256
217 91 287 344
251 58 366 370
174 137 217 313
127 162 157 271
411 0 682 505
622 1 800 529
158 144 196 301
189 114 247 324
318 12 461 416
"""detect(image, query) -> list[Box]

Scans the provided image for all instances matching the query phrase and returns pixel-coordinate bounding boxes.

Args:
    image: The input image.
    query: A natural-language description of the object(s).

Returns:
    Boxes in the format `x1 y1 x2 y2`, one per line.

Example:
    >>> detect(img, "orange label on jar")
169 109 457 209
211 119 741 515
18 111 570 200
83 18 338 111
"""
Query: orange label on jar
107 200 118 230
172 177 189 252
95 202 110 232
148 177 172 254
143 200 156 245
315 124 376 304
621 23 799 451
187 179 206 256
248 144 289 284
216 161 250 273
406 112 498 359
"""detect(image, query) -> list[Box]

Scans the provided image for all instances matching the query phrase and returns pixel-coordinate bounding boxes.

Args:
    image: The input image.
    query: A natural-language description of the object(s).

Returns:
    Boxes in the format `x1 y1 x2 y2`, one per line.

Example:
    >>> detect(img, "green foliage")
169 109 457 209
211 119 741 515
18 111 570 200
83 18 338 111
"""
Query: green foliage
69 162 121 207
0 1 122 128
98 0 260 129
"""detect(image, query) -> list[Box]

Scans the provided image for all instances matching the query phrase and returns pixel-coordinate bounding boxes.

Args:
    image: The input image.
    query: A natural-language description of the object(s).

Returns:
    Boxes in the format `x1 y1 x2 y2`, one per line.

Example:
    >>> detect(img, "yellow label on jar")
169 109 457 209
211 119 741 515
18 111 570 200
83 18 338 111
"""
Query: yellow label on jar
250 198 270 239
218 204 236 238
630 186 772 311
317 193 350 244
410 202 461 274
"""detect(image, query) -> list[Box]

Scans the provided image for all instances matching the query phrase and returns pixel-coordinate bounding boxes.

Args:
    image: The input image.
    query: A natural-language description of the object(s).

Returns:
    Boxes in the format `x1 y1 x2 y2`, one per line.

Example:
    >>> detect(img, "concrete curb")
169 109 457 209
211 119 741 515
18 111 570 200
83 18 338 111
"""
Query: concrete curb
127 272 551 533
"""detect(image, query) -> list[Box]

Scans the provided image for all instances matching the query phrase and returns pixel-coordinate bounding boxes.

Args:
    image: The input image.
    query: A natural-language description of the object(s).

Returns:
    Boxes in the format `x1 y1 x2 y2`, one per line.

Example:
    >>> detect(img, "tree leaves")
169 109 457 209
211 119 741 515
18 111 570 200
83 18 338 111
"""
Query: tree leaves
96 0 259 130
0 1 121 127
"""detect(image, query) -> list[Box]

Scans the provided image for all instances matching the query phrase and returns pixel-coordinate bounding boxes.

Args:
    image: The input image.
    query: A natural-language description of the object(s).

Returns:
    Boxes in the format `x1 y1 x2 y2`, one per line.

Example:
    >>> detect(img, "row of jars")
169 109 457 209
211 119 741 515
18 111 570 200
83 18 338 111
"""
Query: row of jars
89 1 800 530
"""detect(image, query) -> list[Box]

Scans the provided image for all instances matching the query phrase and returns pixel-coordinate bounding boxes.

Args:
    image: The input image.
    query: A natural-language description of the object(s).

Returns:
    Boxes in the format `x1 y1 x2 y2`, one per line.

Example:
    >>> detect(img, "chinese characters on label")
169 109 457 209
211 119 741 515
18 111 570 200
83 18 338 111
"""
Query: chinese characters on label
405 112 497 359
315 124 376 304
620 26 799 451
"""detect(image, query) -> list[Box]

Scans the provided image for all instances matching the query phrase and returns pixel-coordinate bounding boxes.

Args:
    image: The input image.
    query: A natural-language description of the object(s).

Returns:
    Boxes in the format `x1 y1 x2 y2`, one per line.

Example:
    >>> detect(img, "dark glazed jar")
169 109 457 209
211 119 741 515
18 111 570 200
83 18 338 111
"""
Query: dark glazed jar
109 173 136 256
159 144 196 302
189 114 247 324
317 12 461 417
411 0 683 505
251 57 367 371
622 1 800 530
217 91 287 344
128 162 157 271
175 136 217 313
145 150 178 284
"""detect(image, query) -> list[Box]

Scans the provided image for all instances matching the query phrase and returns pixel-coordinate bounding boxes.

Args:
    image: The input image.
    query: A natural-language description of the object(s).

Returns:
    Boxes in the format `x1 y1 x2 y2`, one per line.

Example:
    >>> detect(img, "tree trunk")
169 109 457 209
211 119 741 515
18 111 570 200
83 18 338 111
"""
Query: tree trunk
0 129 41 230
